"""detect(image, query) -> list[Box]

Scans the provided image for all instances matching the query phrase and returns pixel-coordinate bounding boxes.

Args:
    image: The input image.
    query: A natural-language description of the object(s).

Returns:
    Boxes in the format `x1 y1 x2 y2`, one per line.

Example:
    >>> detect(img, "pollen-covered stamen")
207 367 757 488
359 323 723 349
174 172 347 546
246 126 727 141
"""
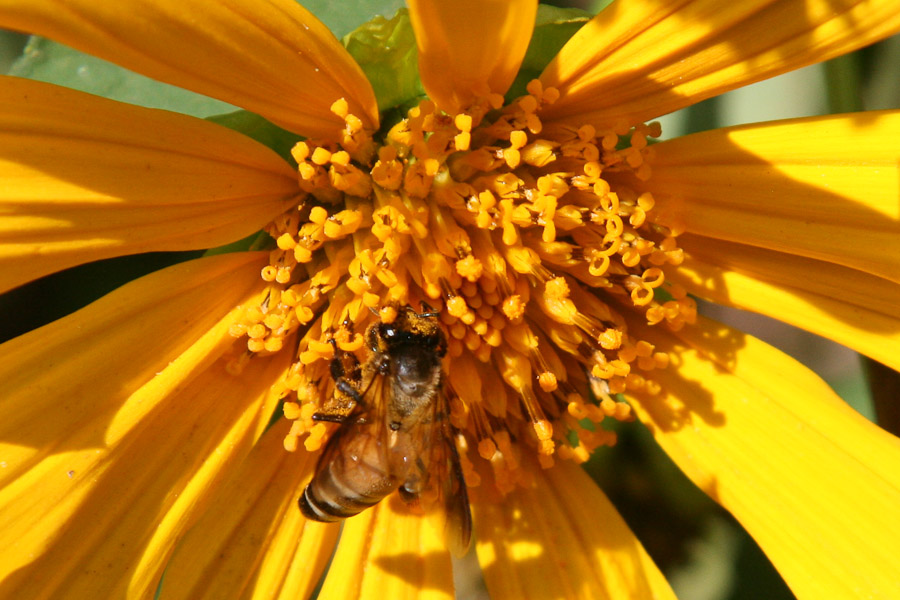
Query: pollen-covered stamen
230 82 696 493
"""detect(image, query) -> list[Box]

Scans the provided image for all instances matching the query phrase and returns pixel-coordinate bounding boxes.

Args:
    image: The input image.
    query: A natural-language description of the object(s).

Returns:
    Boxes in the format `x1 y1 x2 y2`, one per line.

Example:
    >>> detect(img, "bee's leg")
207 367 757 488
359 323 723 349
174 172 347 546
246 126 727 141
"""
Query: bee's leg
311 410 369 425
329 339 361 384
335 379 362 404
311 338 367 424
328 338 362 399
312 413 368 425
418 301 439 318
311 412 349 423
399 460 427 501
397 485 418 503
398 466 428 506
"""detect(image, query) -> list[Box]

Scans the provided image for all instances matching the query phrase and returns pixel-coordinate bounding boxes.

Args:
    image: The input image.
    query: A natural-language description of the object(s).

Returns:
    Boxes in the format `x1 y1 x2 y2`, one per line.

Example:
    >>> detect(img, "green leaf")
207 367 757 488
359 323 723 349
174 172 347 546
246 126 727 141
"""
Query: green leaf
9 37 233 117
589 0 617 12
824 52 863 114
299 0 405 38
203 231 272 257
506 5 591 101
343 8 423 113
205 110 303 165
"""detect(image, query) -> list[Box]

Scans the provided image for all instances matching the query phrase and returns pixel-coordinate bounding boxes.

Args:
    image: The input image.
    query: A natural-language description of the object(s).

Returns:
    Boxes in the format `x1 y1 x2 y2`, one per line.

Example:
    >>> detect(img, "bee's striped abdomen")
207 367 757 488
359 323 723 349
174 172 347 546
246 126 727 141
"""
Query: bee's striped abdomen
299 429 398 522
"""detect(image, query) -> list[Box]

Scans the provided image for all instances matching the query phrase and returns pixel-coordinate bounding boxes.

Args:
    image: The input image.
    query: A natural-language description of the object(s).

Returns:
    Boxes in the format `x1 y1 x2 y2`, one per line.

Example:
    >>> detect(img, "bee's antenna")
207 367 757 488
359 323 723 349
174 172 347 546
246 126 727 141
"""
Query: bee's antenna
419 301 439 318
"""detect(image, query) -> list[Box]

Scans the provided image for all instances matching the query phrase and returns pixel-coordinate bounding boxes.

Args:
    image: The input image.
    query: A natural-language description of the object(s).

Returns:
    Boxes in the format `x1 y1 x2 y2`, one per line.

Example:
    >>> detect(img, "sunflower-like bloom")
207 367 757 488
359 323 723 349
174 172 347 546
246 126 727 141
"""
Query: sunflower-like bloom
1 0 900 598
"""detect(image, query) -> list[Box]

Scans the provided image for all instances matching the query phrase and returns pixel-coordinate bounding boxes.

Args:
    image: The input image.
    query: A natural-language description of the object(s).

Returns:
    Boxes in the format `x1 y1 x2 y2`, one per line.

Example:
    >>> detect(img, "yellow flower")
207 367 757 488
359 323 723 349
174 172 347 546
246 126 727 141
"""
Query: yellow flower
1 0 900 598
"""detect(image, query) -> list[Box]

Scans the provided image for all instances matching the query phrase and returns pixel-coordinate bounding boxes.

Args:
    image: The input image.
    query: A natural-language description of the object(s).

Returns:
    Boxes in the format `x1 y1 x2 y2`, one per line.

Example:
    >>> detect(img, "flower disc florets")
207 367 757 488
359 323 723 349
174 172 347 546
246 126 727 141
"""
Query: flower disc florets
230 81 696 492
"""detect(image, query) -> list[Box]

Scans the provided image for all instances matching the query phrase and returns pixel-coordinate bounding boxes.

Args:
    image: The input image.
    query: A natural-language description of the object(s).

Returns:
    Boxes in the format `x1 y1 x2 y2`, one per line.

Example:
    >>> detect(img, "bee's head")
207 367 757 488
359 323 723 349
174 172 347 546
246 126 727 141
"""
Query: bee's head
369 305 447 357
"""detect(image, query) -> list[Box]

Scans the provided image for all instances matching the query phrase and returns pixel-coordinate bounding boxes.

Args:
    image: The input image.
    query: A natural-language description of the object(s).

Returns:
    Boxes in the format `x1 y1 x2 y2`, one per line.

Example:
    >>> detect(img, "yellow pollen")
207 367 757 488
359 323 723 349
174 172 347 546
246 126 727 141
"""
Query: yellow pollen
232 81 695 498
330 98 349 119
292 142 310 162
260 265 277 282
502 295 525 320
276 233 296 250
311 147 332 165
454 131 471 151
309 206 328 224
455 255 483 281
538 372 558 392
478 438 498 460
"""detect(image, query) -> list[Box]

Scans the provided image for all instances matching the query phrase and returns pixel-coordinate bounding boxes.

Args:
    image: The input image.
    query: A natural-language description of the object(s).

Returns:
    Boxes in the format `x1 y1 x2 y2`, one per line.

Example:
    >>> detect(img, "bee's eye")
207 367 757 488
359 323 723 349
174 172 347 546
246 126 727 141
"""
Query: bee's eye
381 324 396 339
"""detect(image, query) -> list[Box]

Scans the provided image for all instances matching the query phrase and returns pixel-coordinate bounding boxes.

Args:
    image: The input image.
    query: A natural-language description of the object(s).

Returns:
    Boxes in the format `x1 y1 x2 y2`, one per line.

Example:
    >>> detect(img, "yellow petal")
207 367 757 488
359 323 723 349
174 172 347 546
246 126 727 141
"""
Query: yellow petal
0 0 378 137
474 456 675 600
540 0 900 128
319 499 455 599
674 234 900 372
628 316 900 600
0 253 292 597
642 111 900 284
0 77 299 294
160 420 340 600
0 251 266 478
408 0 537 114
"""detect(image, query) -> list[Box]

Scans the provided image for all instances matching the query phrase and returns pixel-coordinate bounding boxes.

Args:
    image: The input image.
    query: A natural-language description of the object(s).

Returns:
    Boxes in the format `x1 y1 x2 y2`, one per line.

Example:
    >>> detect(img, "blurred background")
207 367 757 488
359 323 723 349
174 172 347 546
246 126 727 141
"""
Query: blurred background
2 1 898 598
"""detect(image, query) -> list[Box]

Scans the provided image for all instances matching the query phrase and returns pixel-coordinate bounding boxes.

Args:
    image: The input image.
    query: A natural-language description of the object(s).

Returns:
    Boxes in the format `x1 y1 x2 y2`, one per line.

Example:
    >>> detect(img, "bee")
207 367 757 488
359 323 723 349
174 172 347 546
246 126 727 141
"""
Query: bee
299 305 472 556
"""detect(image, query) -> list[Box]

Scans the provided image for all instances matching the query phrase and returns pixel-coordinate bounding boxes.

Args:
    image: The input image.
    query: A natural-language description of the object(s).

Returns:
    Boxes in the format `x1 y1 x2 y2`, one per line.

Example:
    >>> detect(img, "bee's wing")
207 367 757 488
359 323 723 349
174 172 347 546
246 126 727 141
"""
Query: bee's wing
441 421 474 557
311 362 393 481
347 364 393 459
307 373 375 484
302 368 395 520
420 390 473 557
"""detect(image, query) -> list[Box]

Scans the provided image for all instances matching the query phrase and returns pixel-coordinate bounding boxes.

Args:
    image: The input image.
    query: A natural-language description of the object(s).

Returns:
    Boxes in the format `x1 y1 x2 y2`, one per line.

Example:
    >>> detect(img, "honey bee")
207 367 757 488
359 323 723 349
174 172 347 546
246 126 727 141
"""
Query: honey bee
299 305 472 556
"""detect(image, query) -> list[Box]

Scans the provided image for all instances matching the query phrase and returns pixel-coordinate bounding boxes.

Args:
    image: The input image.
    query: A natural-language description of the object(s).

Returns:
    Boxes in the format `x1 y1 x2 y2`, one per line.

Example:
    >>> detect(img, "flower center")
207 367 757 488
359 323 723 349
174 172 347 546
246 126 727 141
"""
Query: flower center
229 80 696 491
